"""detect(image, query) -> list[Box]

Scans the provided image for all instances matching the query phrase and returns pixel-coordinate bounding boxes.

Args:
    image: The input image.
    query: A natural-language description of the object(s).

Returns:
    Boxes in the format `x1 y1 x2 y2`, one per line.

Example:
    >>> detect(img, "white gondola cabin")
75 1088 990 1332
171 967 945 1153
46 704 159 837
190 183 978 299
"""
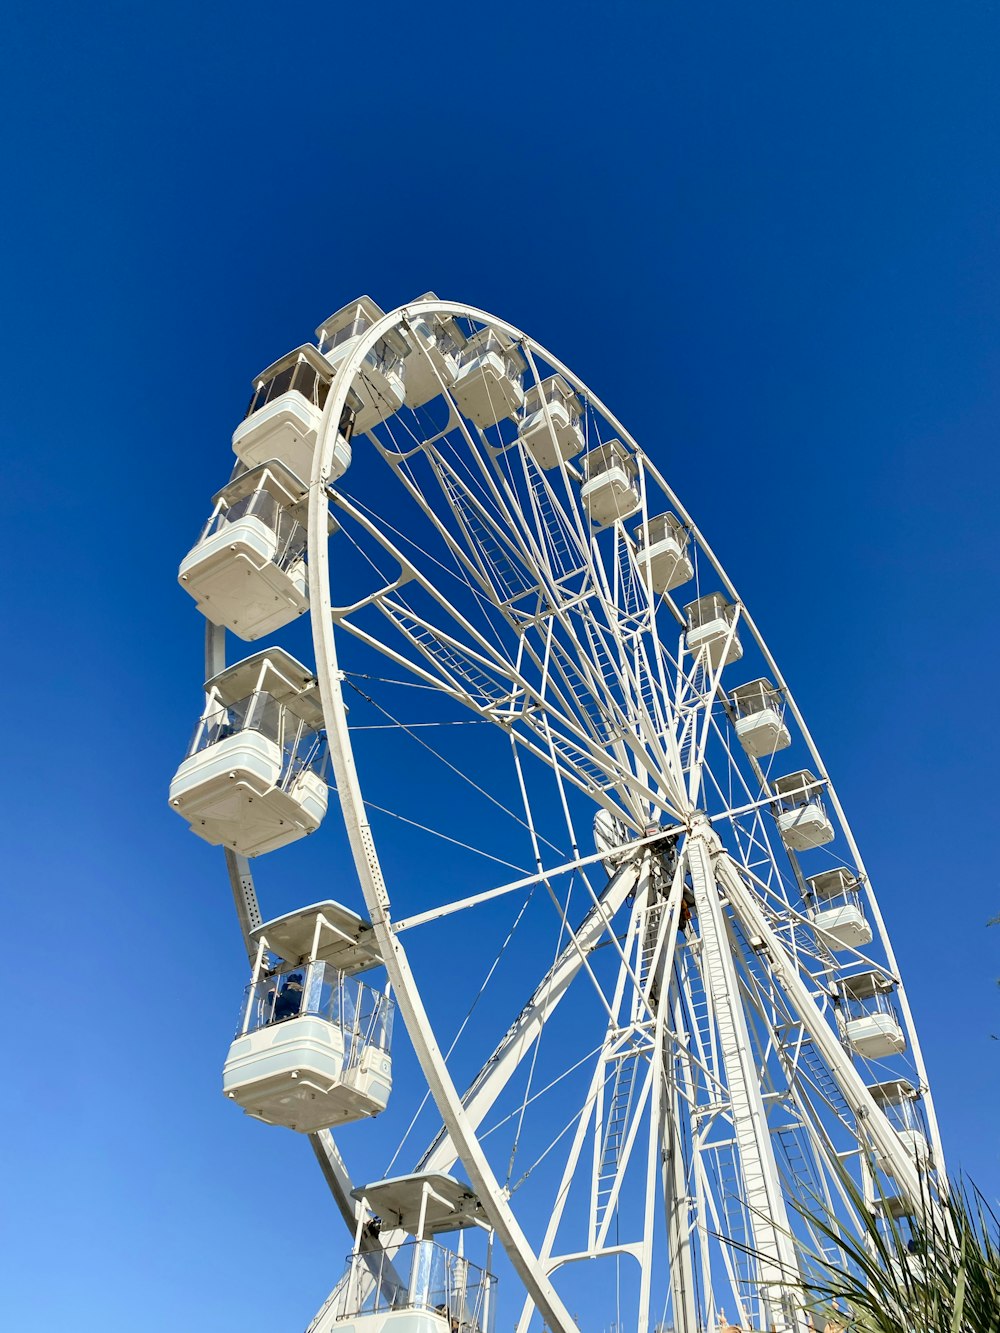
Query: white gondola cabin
169 649 328 857
223 901 392 1132
806 867 872 950
316 297 408 433
842 970 907 1059
517 375 584 469
451 328 526 426
683 593 743 668
580 439 641 525
402 293 467 408
772 769 835 850
729 678 790 758
872 1194 925 1264
871 1193 928 1271
232 343 355 484
177 461 313 640
633 512 693 595
333 1173 497 1333
869 1079 931 1175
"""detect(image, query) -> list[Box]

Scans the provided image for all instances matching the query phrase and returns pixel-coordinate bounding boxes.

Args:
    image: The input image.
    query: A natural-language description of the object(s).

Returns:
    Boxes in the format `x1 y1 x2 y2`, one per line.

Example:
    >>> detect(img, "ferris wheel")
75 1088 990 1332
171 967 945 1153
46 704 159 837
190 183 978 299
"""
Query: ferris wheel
170 295 945 1333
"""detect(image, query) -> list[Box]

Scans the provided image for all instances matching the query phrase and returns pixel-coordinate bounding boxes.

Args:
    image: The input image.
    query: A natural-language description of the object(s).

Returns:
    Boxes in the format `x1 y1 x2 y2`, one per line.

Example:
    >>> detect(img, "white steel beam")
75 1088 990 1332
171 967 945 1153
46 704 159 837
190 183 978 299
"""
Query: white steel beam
419 858 642 1173
686 824 800 1331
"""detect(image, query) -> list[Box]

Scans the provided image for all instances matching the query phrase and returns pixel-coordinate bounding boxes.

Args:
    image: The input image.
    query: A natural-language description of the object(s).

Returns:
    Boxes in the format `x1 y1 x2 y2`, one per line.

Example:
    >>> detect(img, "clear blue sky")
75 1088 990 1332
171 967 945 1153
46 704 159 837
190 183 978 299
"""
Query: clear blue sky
2 2 998 1328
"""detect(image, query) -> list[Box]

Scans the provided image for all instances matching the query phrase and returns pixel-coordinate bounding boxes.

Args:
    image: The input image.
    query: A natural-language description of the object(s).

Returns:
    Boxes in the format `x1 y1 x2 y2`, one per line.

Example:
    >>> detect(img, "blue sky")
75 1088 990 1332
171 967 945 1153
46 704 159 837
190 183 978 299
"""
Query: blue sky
2 2 999 1328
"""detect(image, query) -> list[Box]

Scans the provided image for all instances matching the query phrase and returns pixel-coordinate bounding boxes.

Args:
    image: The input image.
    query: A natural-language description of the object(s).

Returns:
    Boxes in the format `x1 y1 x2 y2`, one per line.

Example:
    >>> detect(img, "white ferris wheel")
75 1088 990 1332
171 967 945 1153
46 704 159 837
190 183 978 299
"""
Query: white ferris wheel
170 295 945 1333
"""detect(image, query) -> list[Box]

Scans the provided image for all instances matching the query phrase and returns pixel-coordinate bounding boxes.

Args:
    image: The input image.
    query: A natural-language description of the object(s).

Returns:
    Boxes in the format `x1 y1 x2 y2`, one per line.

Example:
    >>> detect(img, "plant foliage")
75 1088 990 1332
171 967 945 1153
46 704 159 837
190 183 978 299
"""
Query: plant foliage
786 1175 1000 1333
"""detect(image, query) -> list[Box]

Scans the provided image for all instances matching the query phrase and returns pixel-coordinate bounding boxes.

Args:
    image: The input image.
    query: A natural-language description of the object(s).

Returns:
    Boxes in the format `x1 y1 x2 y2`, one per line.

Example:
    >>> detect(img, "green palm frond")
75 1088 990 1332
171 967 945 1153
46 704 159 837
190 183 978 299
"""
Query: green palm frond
723 1167 1000 1332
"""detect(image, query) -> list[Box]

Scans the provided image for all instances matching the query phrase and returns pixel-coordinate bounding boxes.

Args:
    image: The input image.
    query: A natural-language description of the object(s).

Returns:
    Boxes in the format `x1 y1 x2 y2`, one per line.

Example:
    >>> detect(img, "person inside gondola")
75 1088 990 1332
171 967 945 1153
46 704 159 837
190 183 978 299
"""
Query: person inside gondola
273 971 304 1021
